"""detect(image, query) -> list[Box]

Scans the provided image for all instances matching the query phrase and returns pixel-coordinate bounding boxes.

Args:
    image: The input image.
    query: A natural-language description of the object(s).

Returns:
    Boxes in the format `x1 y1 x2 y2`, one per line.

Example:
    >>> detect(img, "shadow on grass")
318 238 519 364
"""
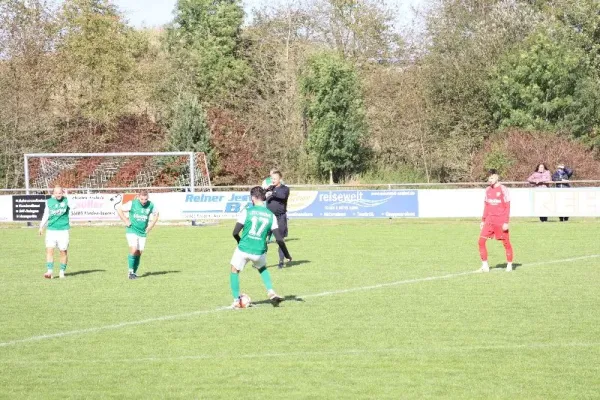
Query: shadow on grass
493 263 522 270
252 295 305 307
65 269 106 277
268 237 300 243
139 270 181 278
267 260 311 269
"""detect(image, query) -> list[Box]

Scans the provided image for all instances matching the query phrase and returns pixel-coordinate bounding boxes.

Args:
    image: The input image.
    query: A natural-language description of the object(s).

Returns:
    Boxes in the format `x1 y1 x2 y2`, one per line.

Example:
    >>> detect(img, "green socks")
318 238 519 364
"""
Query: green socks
133 255 141 274
46 262 53 271
258 267 273 291
128 254 141 273
128 254 142 274
230 268 274 300
60 263 67 271
230 272 240 299
128 255 135 272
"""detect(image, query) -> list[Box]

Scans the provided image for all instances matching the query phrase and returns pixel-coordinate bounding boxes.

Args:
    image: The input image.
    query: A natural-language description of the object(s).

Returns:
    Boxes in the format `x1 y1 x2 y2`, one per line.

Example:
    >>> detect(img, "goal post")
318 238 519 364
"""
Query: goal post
23 152 212 193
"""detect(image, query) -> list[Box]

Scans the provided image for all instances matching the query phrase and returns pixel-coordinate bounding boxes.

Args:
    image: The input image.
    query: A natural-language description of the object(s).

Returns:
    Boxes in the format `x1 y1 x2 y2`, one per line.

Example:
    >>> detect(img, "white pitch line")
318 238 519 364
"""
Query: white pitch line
0 254 598 348
518 254 600 267
0 307 230 348
302 270 476 299
2 342 599 365
303 254 600 299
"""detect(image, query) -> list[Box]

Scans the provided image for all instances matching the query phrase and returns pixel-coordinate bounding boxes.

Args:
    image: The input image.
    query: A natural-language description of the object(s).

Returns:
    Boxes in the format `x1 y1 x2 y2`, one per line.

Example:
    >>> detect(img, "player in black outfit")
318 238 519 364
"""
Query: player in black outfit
266 171 290 269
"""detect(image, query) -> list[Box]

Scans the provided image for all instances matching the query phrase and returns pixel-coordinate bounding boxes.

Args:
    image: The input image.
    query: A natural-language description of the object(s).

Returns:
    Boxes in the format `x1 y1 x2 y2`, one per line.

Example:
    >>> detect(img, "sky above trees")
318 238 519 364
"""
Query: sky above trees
83 0 426 28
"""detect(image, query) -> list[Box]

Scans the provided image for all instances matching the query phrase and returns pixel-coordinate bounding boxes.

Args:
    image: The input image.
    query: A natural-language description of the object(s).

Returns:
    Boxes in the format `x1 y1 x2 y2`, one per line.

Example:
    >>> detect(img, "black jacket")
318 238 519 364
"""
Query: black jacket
552 167 573 188
266 185 289 216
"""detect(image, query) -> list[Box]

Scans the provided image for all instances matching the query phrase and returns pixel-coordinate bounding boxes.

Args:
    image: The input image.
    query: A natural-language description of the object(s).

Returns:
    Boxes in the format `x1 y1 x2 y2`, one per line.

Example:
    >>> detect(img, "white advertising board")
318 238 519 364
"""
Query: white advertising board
68 193 131 221
530 188 600 217
2 187 600 222
0 195 12 222
418 188 531 218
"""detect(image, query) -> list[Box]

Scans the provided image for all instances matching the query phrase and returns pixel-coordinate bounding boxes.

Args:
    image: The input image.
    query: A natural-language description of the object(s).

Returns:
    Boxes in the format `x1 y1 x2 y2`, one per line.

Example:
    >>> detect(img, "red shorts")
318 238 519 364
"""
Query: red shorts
480 222 509 240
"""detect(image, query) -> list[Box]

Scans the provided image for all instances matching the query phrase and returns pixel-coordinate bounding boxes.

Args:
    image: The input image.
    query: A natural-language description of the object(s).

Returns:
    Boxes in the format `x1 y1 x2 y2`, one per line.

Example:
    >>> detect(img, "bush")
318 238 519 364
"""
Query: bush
208 109 264 185
470 129 600 181
483 144 516 178
353 167 428 184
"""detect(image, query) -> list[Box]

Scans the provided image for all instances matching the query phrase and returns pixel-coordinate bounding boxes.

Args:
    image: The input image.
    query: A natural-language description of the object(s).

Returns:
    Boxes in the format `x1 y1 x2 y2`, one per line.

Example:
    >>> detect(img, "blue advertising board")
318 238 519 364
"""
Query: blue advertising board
287 190 418 218
152 190 419 220
179 192 251 219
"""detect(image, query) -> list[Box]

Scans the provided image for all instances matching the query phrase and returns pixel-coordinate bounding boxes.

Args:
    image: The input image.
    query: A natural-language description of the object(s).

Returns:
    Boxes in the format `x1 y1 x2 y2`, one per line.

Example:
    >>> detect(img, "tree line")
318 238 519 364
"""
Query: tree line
1 0 599 187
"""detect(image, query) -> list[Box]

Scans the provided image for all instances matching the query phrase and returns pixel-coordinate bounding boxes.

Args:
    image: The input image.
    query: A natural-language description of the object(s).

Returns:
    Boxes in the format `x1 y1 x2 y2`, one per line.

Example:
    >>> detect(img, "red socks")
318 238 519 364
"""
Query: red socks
502 238 514 263
480 237 513 263
478 237 488 261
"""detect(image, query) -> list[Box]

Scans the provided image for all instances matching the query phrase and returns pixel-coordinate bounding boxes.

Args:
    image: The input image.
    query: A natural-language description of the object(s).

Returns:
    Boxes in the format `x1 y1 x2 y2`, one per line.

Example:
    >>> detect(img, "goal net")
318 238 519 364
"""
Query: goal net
24 152 211 192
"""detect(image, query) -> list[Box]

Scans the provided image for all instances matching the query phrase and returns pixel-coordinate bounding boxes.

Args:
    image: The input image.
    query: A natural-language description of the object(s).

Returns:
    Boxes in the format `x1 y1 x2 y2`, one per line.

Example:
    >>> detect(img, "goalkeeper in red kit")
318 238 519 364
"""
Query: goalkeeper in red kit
479 172 514 272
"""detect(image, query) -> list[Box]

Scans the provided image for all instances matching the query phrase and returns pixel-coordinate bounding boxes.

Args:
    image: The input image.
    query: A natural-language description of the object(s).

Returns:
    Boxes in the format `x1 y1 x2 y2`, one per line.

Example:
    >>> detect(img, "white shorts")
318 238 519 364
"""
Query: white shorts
45 230 69 251
126 233 147 251
230 248 267 271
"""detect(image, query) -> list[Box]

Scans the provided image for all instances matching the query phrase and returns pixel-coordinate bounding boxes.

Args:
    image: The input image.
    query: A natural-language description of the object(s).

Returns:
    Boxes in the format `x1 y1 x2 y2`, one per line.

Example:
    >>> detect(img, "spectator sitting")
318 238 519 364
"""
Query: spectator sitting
528 163 551 222
552 163 573 222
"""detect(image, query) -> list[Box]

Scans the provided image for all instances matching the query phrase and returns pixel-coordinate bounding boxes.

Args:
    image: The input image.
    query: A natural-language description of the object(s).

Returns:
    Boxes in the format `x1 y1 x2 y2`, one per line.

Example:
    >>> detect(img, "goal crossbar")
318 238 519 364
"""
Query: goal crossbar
25 152 195 157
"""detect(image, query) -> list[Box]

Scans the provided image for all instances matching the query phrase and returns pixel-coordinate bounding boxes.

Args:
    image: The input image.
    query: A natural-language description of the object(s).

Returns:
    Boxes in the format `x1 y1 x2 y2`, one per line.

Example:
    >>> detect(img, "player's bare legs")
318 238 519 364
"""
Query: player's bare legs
44 247 54 279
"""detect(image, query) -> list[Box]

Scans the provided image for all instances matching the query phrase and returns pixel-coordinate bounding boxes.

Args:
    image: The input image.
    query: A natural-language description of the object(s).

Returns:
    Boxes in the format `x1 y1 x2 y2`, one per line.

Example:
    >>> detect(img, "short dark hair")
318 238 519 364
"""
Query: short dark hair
139 190 149 196
488 169 497 175
271 170 282 178
250 186 266 201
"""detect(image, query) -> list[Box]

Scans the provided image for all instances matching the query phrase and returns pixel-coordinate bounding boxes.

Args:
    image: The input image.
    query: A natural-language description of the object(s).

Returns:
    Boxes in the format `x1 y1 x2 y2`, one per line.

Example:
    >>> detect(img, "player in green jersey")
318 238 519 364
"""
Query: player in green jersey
39 186 74 279
117 190 159 279
230 186 292 308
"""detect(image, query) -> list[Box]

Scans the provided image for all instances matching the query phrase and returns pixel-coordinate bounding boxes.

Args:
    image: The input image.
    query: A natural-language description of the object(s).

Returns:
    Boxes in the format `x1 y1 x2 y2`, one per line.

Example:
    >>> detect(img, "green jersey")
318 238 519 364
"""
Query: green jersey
125 199 156 237
45 197 71 231
237 205 278 255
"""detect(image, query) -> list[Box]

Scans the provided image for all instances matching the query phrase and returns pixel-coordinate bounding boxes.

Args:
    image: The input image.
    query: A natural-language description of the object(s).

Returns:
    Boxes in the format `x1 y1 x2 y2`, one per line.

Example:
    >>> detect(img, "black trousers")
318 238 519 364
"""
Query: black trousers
275 213 288 238
274 213 288 261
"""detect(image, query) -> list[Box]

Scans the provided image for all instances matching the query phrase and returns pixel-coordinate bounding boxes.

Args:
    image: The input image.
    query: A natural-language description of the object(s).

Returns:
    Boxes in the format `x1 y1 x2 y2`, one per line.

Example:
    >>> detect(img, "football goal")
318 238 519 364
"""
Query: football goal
23 152 211 193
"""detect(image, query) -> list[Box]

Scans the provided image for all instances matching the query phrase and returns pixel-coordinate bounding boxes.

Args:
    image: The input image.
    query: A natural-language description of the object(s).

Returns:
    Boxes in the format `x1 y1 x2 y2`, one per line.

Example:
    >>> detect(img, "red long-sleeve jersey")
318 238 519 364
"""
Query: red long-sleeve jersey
482 184 510 224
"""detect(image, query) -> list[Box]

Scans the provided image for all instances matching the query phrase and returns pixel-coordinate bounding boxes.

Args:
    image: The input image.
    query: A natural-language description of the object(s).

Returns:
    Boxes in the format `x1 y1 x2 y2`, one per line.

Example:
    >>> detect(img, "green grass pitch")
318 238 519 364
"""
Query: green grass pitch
1 219 599 399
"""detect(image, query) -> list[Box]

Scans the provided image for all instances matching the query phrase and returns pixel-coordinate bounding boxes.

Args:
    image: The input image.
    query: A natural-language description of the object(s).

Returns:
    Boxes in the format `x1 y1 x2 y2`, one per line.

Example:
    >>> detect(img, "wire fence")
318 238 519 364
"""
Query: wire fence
1 180 599 195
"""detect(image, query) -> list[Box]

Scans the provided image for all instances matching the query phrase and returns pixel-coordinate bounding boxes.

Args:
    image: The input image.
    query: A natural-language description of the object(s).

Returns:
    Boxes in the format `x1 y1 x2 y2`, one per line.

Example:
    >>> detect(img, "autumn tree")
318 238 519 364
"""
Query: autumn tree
56 0 139 126
0 0 59 187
